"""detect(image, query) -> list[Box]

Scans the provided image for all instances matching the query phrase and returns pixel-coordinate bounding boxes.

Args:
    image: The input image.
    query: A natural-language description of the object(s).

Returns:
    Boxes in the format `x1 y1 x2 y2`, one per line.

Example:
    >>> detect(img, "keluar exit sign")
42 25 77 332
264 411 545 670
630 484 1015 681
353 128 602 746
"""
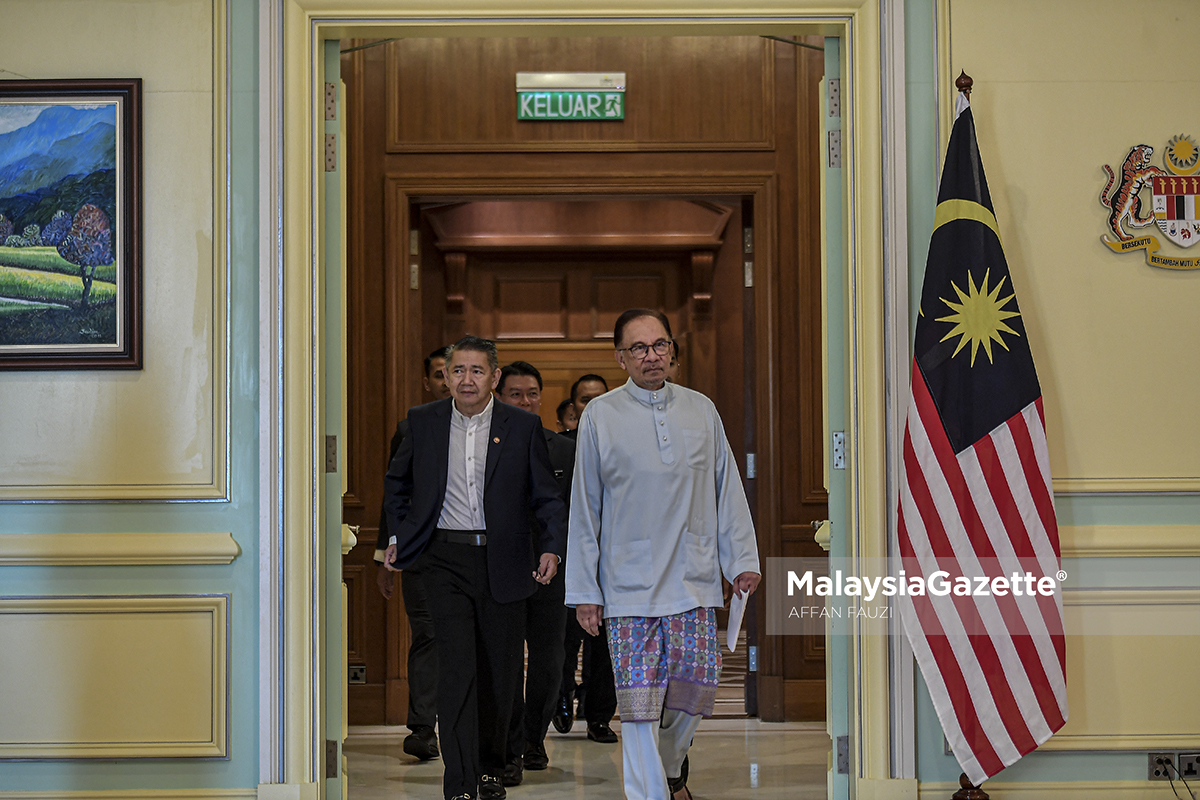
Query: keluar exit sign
516 72 625 121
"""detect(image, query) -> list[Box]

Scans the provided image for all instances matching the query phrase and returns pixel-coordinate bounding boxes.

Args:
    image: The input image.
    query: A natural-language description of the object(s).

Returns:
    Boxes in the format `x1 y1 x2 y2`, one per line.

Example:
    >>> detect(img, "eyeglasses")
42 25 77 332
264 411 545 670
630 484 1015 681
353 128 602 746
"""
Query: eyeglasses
618 339 673 360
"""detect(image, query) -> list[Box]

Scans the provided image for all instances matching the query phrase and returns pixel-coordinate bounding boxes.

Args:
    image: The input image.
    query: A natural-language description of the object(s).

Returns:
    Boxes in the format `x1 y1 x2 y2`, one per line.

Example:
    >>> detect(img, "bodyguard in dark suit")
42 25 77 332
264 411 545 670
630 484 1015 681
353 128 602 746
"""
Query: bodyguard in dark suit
493 362 575 785
373 346 450 761
384 336 567 800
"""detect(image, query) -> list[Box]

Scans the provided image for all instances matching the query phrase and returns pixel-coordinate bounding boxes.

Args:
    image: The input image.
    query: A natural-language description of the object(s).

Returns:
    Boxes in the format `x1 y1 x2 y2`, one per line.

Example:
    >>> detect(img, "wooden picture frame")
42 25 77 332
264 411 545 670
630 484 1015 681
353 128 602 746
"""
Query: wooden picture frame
0 78 142 370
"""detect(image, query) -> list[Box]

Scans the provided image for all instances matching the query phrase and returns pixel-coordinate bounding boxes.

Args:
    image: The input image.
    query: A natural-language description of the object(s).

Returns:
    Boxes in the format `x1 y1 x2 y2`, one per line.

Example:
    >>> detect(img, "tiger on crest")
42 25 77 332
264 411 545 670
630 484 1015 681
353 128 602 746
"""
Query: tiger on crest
1100 144 1165 242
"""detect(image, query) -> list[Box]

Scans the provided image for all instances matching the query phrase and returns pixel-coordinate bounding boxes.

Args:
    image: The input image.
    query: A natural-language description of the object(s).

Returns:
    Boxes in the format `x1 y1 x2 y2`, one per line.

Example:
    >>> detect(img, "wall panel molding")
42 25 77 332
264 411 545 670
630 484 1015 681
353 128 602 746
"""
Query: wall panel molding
0 595 228 759
0 533 240 566
1059 524 1200 558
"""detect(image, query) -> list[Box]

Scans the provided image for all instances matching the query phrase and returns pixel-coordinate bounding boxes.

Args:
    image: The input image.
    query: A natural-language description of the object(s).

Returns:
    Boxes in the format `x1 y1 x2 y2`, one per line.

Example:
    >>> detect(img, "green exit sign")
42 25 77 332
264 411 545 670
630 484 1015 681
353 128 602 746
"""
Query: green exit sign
518 91 624 121
515 73 626 121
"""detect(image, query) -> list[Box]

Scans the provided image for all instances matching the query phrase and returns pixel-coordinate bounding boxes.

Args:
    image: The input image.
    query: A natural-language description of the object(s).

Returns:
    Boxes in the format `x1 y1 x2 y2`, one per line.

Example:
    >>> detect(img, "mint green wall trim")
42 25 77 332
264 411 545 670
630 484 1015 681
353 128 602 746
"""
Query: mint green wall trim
823 35 851 800
321 38 345 800
905 0 1198 785
0 0 260 791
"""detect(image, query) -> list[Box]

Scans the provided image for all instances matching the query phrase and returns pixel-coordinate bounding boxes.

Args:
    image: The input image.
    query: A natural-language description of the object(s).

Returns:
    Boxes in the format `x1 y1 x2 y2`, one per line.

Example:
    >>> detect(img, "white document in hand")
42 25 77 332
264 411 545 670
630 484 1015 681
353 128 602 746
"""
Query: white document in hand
726 590 747 652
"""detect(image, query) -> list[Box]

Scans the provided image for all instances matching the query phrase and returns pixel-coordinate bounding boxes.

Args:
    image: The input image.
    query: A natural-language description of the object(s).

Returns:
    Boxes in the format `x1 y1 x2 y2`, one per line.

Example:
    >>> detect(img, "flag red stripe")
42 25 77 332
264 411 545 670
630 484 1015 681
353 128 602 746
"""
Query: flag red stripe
897 495 1006 776
907 369 1041 758
906 373 1040 755
970 430 1067 729
1003 409 1068 673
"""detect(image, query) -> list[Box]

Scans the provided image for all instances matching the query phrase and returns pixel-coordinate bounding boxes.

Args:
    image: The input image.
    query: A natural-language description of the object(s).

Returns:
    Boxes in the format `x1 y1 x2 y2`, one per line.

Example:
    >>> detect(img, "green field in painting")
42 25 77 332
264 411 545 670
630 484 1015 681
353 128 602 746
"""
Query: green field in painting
0 246 117 283
0 297 64 316
0 264 116 305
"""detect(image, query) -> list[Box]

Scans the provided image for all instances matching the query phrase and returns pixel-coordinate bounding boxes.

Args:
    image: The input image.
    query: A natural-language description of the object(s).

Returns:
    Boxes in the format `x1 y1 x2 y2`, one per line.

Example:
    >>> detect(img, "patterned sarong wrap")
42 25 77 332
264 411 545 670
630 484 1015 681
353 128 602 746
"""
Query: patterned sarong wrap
605 607 722 722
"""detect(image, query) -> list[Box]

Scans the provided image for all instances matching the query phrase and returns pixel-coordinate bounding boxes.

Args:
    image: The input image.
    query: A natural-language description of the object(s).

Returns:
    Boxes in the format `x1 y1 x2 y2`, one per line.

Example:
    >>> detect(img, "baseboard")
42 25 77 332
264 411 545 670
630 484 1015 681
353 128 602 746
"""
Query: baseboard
919 780 1193 799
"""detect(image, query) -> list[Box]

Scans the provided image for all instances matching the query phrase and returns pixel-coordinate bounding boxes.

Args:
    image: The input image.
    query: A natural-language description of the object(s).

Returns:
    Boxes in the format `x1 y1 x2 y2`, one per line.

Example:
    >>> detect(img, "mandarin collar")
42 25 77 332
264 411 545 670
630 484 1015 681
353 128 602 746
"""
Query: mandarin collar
622 378 671 406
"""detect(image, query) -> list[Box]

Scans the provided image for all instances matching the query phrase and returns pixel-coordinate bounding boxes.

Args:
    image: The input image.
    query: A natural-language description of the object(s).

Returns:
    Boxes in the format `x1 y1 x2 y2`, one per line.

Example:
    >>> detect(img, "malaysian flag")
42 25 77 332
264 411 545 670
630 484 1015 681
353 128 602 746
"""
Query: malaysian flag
895 93 1068 785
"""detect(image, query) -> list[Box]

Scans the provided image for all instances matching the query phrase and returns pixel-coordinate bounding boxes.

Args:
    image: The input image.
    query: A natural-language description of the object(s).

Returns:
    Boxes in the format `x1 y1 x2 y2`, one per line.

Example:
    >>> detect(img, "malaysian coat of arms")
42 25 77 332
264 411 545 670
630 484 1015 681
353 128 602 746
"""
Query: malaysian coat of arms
1100 135 1200 269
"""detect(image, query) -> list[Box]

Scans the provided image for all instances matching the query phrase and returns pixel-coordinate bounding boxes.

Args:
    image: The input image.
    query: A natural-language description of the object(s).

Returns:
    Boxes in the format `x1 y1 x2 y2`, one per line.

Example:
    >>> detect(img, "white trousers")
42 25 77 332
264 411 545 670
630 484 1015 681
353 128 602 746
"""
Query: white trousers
620 709 704 800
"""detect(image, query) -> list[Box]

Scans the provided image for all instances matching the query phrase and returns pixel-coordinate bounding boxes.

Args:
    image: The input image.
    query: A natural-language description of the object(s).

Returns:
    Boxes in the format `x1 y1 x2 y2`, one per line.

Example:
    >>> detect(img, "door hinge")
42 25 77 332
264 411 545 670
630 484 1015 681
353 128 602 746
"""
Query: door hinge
747 645 758 671
836 735 850 774
745 452 756 479
324 82 337 120
831 431 846 470
410 262 420 290
742 227 753 254
326 739 338 779
325 435 338 473
743 260 754 288
827 78 841 117
827 130 842 168
324 133 337 172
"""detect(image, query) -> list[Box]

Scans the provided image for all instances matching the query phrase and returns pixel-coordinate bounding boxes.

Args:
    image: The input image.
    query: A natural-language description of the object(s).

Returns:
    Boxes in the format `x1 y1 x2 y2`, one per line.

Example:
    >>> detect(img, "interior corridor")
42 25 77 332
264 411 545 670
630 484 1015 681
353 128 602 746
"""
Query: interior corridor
344 719 831 799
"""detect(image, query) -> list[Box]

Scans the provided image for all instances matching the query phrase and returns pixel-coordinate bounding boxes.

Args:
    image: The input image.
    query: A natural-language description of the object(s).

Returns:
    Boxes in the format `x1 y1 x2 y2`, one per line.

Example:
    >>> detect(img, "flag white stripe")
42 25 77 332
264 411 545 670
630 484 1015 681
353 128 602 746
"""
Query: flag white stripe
903 403 1023 764
957 442 1055 744
986 426 1068 711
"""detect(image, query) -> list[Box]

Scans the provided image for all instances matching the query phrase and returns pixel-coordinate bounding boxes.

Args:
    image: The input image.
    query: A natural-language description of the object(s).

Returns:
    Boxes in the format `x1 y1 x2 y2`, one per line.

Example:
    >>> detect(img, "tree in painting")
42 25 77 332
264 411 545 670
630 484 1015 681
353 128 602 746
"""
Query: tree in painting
57 204 113 309
0 214 11 241
41 210 71 247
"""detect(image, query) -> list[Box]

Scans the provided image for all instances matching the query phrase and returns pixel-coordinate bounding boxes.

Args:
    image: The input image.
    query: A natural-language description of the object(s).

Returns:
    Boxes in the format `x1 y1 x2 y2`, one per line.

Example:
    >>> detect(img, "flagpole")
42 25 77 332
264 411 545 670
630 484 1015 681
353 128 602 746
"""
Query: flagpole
952 773 989 800
947 67 989 800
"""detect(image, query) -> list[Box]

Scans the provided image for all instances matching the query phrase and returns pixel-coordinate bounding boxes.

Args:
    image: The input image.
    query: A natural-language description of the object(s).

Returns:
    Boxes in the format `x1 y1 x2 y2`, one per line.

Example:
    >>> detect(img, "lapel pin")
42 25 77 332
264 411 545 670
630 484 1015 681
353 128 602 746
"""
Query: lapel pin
493 436 500 443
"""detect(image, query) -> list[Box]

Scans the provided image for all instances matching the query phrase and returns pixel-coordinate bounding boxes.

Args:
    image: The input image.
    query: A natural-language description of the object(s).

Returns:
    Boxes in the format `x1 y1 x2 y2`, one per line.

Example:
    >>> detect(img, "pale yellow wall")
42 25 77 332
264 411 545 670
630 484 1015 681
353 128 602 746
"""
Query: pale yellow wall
949 0 1200 492
0 0 223 499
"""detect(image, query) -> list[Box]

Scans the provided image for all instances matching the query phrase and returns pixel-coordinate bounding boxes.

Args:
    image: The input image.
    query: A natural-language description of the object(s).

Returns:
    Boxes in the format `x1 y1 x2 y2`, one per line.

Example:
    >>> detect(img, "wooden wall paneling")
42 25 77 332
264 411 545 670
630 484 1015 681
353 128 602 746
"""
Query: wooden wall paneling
796 40 829 508
385 37 775 153
343 42 391 725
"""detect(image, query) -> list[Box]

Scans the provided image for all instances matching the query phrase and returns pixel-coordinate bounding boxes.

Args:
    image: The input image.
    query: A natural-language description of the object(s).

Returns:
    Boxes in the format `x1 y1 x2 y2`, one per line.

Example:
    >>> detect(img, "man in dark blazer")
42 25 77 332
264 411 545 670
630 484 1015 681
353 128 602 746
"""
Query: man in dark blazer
383 335 567 800
374 346 450 761
492 361 575 786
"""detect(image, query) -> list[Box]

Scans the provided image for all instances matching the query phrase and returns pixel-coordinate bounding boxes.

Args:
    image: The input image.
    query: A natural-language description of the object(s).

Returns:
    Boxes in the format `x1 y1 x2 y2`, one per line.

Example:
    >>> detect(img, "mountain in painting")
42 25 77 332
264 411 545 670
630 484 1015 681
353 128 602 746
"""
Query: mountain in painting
0 105 117 199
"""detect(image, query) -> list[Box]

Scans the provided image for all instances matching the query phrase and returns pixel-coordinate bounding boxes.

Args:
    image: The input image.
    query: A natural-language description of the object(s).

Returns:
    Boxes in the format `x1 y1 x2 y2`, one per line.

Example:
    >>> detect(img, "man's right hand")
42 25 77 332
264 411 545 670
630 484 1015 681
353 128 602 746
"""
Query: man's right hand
383 543 399 571
376 564 394 599
576 603 603 637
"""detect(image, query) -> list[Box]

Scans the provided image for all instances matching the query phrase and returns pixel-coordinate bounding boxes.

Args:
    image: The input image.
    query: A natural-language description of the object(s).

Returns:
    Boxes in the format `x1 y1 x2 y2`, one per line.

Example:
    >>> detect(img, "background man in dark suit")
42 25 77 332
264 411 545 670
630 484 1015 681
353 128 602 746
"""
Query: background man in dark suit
493 361 575 785
383 336 567 800
374 346 450 761
555 374 619 745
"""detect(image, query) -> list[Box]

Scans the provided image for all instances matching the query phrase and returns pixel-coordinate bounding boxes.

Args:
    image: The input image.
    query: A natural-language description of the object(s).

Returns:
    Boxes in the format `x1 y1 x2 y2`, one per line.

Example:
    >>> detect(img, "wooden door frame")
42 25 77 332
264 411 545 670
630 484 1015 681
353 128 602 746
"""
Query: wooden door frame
381 173 785 714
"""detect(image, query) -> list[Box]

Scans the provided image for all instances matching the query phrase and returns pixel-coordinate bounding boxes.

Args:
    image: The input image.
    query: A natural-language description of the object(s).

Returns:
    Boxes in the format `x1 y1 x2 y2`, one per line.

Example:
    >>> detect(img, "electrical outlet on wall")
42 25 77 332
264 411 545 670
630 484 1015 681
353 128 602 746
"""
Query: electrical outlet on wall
1179 753 1200 781
1150 752 1177 781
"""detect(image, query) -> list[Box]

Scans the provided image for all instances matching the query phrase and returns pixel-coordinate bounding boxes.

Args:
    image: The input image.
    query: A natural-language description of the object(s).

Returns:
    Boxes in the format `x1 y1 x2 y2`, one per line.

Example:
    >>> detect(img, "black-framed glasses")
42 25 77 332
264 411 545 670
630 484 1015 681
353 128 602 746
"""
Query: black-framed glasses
618 339 673 360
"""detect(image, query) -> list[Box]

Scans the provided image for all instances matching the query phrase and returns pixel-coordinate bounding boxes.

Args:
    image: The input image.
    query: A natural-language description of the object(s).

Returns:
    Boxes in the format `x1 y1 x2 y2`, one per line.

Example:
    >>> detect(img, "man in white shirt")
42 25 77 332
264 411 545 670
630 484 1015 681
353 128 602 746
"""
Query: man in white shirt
566 309 761 800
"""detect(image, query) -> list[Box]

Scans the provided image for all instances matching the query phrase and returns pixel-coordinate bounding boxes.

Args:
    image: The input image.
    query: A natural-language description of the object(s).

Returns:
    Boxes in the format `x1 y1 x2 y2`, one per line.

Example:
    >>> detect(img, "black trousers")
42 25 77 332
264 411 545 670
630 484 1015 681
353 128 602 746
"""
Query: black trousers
561 613 617 724
507 570 567 761
400 564 438 730
422 539 525 799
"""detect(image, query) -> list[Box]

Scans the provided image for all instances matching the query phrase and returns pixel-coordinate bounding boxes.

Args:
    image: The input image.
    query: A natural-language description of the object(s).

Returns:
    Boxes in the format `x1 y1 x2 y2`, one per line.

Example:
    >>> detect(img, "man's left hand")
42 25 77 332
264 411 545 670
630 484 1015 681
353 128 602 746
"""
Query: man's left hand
535 553 559 585
732 571 761 597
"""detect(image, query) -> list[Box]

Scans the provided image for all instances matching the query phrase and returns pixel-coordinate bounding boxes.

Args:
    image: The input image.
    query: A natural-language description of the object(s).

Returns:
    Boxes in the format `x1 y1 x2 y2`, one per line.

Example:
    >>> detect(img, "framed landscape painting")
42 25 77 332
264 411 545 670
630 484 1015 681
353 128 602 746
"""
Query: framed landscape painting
0 79 141 370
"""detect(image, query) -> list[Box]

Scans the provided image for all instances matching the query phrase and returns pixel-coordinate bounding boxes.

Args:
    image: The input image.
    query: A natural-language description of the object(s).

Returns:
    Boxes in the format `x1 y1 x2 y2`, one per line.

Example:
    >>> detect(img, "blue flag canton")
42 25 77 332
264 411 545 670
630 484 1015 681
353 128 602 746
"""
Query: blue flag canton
915 108 1041 454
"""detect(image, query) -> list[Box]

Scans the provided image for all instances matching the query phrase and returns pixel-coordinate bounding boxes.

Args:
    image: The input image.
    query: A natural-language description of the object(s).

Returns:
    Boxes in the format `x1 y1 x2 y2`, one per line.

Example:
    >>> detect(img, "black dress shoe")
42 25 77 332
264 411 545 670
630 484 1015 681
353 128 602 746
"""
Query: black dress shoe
479 774 506 800
586 721 618 743
552 694 574 734
402 725 440 761
523 740 549 770
501 757 523 787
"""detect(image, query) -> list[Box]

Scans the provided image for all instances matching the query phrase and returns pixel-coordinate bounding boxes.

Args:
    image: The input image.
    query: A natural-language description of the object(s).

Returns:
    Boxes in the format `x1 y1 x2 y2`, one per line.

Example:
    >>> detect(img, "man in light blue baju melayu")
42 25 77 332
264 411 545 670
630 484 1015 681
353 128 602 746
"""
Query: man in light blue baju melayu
565 308 761 800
